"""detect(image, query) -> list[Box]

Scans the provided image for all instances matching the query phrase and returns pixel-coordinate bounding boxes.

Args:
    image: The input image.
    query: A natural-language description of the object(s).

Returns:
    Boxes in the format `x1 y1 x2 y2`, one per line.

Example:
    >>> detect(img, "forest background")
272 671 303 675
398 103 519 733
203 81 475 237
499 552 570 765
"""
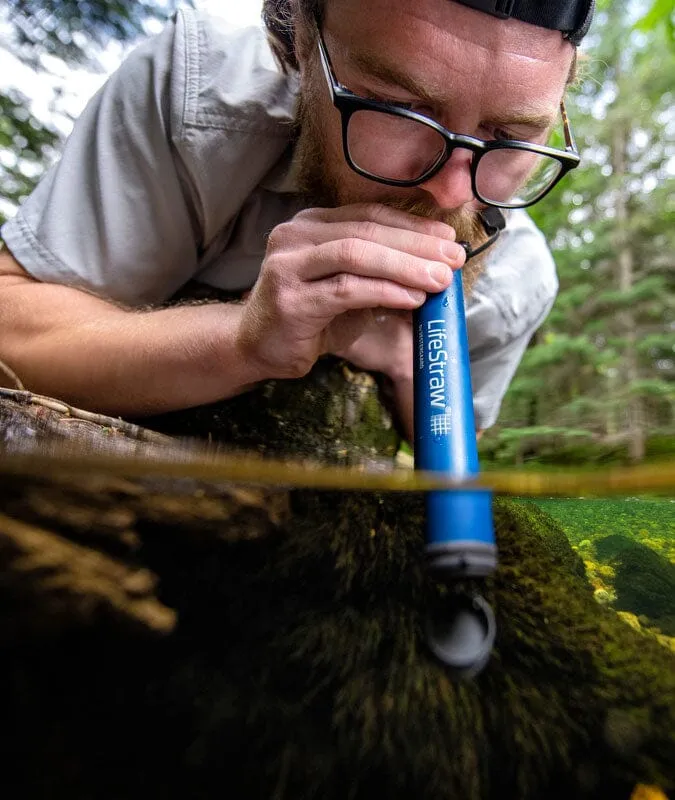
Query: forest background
1 0 673 467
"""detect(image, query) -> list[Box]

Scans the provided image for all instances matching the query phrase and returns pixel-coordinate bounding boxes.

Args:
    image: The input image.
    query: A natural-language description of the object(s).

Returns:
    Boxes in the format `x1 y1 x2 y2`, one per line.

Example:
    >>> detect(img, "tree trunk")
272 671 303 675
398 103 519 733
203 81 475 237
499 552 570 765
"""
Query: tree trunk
526 330 540 427
612 121 645 461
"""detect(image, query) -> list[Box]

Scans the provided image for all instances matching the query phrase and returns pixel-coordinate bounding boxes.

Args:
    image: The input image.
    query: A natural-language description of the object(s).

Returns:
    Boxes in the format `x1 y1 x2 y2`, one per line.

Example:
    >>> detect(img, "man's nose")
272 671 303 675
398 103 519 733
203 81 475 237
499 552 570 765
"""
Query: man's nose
420 148 475 209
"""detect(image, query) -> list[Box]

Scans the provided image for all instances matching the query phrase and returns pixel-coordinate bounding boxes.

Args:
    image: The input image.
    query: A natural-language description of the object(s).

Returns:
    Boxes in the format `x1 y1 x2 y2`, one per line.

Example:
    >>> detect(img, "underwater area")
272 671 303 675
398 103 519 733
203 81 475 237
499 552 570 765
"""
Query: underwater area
532 496 675 646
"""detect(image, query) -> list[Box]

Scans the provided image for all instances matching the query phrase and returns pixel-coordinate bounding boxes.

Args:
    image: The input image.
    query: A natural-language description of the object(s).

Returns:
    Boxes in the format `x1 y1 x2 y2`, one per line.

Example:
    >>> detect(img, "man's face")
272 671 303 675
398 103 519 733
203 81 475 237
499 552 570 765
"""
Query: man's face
294 0 575 260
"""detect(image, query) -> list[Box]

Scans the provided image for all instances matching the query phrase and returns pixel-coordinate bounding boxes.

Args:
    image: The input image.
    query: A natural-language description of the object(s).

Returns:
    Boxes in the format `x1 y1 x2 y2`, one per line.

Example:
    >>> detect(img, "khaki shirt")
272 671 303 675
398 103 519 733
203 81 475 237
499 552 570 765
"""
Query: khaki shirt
1 9 558 429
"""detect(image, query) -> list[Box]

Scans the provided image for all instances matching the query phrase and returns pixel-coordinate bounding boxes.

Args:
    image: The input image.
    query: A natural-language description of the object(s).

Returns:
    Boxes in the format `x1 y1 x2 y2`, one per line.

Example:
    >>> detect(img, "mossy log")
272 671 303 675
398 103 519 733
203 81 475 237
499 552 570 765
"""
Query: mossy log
0 361 674 800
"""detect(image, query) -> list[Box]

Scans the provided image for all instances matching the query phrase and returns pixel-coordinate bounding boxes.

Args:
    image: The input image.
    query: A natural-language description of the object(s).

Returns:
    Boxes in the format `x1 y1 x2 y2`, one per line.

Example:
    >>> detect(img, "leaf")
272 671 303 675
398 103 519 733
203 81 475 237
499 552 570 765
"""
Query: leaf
634 0 675 43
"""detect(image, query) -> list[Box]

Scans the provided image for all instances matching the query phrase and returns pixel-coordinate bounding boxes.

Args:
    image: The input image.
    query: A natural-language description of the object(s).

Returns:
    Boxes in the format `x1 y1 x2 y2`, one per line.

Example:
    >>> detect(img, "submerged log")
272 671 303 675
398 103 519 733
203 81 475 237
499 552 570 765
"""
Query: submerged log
0 361 673 800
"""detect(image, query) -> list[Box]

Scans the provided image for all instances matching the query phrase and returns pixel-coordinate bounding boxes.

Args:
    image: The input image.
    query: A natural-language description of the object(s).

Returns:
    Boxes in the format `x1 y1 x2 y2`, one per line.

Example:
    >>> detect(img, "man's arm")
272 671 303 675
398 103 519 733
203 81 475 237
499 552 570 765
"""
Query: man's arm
0 204 464 417
0 250 263 415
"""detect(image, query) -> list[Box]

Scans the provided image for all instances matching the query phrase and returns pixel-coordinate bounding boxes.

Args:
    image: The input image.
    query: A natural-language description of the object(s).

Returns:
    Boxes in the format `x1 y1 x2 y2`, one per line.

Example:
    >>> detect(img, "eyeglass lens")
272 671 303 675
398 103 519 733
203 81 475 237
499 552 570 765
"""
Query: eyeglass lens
346 109 563 206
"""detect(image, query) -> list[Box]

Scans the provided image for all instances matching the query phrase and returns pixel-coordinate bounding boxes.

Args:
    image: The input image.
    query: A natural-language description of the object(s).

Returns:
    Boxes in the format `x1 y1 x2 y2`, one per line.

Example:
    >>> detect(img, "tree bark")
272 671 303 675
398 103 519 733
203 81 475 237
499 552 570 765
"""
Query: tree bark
612 119 646 461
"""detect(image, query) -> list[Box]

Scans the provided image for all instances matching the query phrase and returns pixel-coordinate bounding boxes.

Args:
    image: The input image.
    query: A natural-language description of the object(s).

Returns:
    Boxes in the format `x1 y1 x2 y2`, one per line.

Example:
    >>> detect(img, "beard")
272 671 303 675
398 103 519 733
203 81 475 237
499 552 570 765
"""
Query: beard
293 90 492 293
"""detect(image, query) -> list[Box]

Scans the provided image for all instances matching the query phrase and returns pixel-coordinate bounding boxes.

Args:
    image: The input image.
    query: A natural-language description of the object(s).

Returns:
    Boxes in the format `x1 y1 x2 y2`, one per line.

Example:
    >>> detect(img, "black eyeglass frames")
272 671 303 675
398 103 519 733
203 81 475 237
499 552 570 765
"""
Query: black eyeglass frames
316 26 580 210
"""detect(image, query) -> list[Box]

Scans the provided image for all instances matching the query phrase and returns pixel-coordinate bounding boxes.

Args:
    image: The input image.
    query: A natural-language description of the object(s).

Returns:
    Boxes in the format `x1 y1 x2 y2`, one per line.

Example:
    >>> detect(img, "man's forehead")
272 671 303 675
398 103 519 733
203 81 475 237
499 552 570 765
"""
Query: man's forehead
326 0 573 55
346 46 560 130
325 0 574 105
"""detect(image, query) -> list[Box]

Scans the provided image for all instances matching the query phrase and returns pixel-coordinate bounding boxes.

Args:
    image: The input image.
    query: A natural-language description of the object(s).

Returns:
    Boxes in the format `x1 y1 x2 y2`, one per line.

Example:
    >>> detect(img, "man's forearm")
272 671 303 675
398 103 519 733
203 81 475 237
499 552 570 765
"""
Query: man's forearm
0 270 264 416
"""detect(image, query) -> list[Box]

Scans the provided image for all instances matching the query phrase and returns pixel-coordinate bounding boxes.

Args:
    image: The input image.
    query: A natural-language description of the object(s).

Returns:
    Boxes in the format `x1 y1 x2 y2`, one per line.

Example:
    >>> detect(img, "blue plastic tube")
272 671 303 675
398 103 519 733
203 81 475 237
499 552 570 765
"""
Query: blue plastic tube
413 269 497 581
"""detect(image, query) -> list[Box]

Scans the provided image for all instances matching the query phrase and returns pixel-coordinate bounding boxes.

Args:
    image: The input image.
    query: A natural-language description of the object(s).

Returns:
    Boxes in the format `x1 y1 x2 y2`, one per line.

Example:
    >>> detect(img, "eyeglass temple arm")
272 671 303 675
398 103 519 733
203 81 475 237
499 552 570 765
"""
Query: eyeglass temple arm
560 100 577 152
316 28 334 88
316 22 353 96
459 208 506 262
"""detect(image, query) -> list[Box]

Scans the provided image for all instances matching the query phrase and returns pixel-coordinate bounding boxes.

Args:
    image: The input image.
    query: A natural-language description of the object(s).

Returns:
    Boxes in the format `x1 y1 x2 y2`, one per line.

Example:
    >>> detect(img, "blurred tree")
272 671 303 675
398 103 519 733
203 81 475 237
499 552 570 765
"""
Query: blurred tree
635 0 675 44
0 0 190 225
4 1 180 66
0 90 60 215
487 0 675 464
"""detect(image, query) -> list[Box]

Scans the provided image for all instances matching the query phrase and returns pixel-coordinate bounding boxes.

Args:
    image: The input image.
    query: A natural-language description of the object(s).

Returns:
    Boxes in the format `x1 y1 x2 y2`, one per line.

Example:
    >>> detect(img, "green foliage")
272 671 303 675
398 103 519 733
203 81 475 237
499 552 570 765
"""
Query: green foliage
495 426 593 444
594 275 669 309
0 92 60 223
0 0 190 226
2 0 186 67
628 378 675 398
493 0 675 463
637 333 675 357
634 0 675 43
519 334 597 369
646 433 675 459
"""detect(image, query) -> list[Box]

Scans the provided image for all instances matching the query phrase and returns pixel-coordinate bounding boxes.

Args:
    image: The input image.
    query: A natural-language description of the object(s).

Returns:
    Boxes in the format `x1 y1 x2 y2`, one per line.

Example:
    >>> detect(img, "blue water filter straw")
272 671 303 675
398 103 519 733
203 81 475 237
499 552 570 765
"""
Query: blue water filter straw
413 268 497 676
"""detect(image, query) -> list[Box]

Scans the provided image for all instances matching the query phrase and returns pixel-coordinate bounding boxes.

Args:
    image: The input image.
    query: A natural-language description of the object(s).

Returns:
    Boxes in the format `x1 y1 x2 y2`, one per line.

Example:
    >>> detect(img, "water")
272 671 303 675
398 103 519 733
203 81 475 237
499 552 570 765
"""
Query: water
532 496 675 646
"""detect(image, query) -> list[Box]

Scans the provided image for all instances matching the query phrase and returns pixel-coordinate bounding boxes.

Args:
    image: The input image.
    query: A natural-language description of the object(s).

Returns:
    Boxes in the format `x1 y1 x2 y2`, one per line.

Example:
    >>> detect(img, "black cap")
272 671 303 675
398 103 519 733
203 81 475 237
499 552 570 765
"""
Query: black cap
451 0 595 44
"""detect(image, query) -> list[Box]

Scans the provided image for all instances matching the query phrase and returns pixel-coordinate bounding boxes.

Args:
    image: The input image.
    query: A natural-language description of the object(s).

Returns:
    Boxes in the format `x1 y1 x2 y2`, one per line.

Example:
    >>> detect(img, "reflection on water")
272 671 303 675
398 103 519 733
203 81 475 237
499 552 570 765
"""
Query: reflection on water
532 496 675 652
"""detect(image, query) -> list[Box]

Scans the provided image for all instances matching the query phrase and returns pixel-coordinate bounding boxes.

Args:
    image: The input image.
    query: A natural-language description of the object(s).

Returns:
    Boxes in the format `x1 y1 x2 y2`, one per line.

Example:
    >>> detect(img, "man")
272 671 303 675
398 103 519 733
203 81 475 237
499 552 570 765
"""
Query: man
0 0 593 441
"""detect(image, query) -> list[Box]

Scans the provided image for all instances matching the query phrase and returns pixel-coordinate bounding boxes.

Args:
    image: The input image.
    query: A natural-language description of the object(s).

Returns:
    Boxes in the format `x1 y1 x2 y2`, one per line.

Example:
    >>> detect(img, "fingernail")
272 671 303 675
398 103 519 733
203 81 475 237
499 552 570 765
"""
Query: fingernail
430 264 451 285
408 289 426 304
442 241 463 263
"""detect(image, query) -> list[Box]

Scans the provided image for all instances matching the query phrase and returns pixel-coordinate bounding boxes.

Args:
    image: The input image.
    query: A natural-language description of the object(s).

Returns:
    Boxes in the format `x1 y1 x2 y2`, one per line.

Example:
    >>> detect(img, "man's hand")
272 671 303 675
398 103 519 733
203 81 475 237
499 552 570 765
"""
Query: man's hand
236 203 465 381
325 307 413 380
0 203 464 419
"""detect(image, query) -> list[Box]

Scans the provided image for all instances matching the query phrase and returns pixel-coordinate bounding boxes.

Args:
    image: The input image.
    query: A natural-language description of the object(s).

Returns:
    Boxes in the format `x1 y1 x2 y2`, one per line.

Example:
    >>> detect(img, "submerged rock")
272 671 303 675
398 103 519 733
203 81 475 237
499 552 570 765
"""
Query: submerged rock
613 545 675 636
596 534 641 562
593 533 675 636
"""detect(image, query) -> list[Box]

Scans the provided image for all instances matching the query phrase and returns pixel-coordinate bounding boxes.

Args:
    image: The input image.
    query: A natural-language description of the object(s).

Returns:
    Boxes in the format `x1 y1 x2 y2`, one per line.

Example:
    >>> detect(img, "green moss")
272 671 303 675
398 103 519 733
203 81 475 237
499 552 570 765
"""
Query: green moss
503 500 590 584
584 535 675 634
103 488 669 800
135 491 675 798
142 356 401 465
531 499 675 547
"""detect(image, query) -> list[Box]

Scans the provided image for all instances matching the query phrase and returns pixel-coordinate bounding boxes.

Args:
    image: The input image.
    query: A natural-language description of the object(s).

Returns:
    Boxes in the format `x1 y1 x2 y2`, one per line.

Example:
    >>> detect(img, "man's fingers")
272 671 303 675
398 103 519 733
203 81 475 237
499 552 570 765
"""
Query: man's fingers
327 220 465 267
306 273 427 318
284 204 466 277
302 238 458 292
244 201 468 383
315 203 458 242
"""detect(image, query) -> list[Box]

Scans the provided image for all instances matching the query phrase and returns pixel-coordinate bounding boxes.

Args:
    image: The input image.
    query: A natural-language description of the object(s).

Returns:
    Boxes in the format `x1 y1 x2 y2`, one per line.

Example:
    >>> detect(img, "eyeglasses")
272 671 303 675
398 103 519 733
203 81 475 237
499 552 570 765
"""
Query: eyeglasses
316 26 580 210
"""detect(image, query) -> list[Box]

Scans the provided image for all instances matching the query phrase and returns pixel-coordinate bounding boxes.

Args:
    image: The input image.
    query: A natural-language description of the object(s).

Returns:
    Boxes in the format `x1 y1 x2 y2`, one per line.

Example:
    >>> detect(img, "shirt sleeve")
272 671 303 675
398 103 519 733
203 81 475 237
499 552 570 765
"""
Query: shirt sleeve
0 15 199 306
469 301 553 430
467 210 558 430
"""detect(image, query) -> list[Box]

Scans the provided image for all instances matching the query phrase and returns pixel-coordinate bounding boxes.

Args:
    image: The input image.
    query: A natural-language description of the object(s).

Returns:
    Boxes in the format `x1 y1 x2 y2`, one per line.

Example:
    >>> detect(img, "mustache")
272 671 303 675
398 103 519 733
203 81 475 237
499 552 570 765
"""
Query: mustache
378 196 487 249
